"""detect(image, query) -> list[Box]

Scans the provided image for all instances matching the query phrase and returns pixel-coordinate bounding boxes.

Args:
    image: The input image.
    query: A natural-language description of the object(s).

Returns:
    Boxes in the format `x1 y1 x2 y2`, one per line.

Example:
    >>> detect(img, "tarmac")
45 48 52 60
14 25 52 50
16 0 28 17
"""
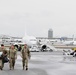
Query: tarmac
0 51 76 75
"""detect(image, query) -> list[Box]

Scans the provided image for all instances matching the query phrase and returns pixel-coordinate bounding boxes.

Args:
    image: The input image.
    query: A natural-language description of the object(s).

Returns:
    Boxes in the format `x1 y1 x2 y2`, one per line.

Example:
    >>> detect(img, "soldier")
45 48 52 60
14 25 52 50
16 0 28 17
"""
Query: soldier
8 45 17 70
21 44 31 70
0 44 8 70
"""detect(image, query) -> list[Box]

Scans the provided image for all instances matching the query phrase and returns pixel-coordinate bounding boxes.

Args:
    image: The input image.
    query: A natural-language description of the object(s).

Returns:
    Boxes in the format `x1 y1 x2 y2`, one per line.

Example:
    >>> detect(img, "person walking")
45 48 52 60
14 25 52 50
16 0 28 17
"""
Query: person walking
8 45 17 70
21 44 31 70
0 44 8 70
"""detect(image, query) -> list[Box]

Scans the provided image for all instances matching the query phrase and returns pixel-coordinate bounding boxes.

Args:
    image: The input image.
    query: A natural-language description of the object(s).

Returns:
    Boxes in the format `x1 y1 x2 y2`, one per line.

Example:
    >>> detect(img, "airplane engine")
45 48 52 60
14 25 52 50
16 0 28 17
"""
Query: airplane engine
42 45 47 49
41 45 47 51
14 44 19 49
41 44 57 52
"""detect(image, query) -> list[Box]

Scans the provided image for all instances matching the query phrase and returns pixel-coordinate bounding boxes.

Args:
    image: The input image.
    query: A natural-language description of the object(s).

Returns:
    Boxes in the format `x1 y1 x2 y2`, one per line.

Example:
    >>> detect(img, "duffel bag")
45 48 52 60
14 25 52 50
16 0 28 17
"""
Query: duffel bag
3 56 9 63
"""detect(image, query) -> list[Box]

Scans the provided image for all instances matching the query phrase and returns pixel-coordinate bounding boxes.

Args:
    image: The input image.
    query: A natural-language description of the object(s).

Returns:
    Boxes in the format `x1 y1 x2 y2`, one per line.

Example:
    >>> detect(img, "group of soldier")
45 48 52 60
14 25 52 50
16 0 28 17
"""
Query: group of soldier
0 44 31 70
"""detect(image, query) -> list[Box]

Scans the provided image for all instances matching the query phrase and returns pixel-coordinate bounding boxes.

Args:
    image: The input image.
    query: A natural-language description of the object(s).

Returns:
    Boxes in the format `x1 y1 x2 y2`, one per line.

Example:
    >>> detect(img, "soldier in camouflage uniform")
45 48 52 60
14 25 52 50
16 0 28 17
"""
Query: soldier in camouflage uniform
21 44 31 70
0 44 8 70
8 45 17 70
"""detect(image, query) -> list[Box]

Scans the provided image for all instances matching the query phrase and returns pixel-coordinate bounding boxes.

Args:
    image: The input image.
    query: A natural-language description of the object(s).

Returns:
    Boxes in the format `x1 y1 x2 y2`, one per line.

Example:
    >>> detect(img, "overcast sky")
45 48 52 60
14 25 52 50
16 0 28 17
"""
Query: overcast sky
0 0 76 38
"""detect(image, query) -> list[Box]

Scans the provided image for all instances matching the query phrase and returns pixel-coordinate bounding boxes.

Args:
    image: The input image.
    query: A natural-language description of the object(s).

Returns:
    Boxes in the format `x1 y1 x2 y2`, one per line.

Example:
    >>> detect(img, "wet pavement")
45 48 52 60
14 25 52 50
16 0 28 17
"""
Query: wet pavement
0 51 76 75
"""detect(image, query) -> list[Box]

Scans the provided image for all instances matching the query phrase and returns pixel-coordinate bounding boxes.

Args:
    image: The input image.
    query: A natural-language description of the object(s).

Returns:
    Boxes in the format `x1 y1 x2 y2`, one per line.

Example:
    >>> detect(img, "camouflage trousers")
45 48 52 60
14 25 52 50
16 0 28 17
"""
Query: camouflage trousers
9 58 15 69
22 58 28 69
0 59 4 70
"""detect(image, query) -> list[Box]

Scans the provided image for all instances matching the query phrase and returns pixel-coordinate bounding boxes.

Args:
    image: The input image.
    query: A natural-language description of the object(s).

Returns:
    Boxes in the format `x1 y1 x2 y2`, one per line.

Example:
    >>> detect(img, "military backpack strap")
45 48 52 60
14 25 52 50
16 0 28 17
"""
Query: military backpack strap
22 48 25 57
14 50 17 56
22 48 24 53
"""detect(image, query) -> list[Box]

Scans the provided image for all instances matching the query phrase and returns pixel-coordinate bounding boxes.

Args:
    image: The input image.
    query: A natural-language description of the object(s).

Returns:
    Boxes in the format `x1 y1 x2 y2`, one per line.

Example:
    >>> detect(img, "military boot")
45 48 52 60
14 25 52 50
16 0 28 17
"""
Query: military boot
26 67 28 70
0 67 3 70
23 64 25 70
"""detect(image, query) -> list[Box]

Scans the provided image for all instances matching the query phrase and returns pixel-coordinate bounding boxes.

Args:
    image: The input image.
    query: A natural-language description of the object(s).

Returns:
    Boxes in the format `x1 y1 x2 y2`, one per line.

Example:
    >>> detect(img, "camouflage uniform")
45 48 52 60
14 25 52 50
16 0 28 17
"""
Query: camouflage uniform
21 46 31 70
9 49 17 70
0 48 8 70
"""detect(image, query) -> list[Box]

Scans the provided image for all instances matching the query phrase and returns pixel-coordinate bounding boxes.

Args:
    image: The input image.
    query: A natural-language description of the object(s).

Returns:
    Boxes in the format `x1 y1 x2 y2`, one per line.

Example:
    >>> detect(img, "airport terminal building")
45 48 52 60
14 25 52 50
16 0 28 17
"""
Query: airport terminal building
0 35 22 45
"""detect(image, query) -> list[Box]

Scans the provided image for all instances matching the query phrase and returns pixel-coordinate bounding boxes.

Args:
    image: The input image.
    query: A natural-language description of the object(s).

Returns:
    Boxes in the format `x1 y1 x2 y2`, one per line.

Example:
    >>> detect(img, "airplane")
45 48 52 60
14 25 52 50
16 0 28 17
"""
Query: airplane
14 28 57 52
63 40 76 45
73 42 76 45
38 39 57 52
14 34 37 48
22 35 37 46
61 35 76 45
62 40 74 45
